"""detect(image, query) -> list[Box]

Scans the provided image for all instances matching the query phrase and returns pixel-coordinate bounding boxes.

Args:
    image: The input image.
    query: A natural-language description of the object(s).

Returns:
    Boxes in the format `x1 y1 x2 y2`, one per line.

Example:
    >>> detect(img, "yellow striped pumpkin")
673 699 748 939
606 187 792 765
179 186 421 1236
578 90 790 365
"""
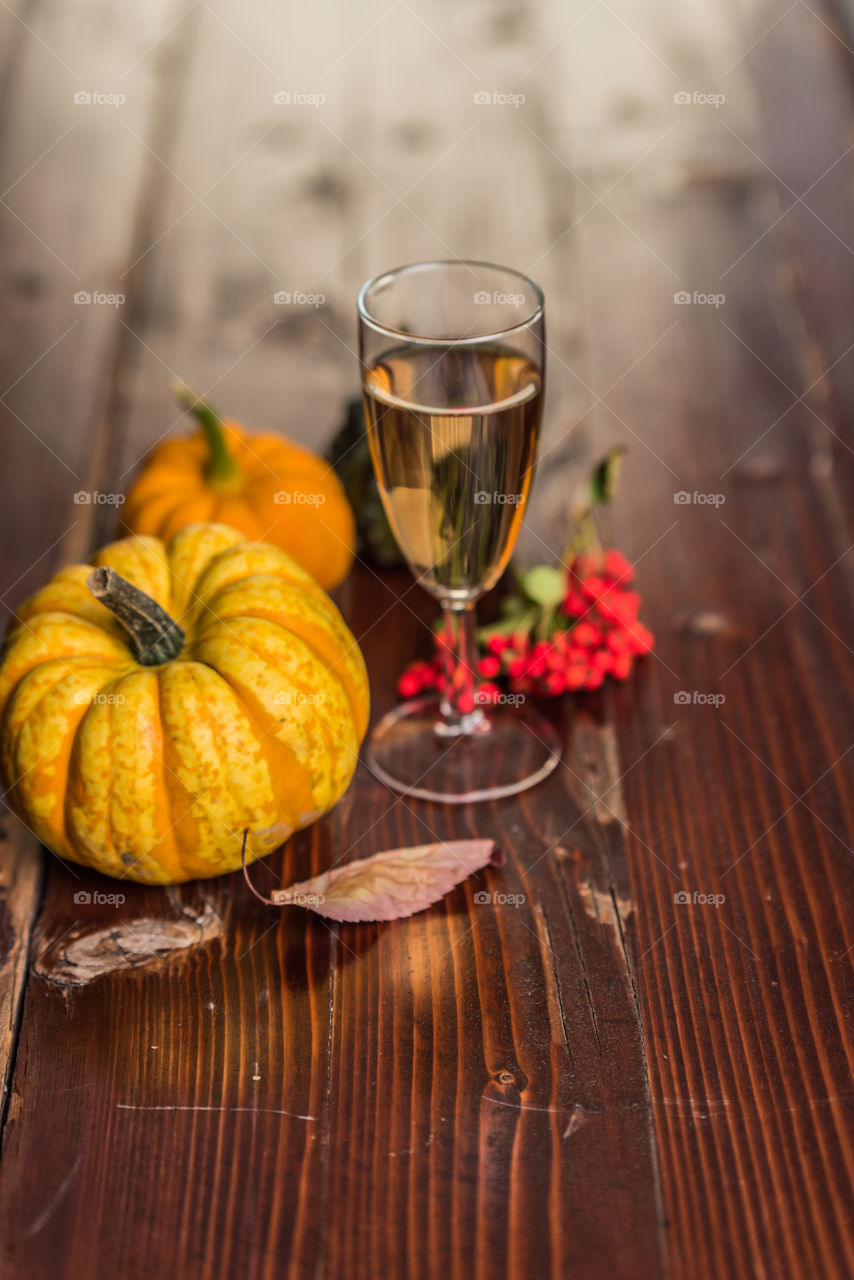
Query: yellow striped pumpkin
0 523 369 884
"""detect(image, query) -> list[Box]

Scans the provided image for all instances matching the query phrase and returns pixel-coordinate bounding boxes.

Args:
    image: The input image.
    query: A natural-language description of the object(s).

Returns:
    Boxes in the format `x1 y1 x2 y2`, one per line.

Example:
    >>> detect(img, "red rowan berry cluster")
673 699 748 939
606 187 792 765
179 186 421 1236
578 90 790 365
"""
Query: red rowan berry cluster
397 547 654 701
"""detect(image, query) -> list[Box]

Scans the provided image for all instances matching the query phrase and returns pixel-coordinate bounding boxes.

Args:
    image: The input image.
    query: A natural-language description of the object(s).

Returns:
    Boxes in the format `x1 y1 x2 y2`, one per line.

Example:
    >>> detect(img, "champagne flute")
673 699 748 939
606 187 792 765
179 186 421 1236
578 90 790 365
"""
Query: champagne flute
357 260 561 802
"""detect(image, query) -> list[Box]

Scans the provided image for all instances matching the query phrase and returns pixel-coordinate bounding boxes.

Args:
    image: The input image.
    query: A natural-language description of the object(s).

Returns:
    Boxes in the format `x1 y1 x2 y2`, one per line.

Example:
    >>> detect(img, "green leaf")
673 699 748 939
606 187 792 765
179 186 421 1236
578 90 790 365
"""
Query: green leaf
517 564 566 607
588 446 626 507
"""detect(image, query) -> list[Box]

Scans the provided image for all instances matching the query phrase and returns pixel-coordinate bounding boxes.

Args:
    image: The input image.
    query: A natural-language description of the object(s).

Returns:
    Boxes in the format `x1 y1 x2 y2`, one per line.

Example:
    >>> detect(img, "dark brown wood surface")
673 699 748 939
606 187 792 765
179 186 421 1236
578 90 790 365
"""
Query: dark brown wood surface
0 1 852 1277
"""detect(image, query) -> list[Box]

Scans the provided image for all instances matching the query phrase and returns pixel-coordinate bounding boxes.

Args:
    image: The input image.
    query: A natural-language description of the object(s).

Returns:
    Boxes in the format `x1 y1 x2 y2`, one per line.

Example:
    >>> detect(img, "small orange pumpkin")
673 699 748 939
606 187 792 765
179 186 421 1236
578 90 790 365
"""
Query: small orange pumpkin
122 386 356 591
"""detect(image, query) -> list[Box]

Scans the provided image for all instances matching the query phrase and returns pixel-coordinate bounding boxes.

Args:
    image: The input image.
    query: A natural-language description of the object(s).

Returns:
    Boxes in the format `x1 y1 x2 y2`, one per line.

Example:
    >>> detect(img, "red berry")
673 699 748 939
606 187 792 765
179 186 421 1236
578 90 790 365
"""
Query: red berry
546 646 567 672
398 671 421 699
543 671 566 696
603 549 634 584
583 667 605 690
564 663 587 690
458 691 476 714
573 621 602 648
606 628 633 655
582 575 608 601
477 654 501 678
591 648 613 673
526 641 550 677
598 590 640 625
563 590 587 617
612 652 633 680
563 645 583 675
487 634 510 655
626 622 655 654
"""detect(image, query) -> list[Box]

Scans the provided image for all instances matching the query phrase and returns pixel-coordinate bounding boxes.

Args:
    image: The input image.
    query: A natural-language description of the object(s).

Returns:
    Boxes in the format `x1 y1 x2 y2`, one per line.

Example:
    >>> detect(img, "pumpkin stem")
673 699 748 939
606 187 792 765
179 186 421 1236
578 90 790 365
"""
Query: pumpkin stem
87 567 185 666
173 382 242 488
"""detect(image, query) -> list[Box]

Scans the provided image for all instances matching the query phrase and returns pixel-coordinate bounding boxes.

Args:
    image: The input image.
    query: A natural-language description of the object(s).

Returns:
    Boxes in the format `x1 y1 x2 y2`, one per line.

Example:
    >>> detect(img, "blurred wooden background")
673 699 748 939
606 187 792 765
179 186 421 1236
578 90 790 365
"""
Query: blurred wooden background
0 1 853 1277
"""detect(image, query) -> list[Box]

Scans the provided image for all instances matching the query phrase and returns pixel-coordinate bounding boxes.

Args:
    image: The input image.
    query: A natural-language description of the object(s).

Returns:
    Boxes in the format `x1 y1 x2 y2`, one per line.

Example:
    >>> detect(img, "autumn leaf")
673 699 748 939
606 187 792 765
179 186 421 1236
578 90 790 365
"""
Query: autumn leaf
242 836 501 922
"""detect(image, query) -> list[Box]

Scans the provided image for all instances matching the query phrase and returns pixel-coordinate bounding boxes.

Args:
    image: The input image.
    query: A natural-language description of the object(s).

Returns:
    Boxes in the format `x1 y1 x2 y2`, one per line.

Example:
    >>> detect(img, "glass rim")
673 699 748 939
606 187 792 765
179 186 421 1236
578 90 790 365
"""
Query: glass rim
356 258 545 346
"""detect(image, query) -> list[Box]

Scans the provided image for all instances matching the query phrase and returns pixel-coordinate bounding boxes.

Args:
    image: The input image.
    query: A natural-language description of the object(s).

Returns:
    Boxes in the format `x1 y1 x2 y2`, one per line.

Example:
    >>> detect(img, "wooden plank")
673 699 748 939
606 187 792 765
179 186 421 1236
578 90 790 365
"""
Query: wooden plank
574 130 854 1280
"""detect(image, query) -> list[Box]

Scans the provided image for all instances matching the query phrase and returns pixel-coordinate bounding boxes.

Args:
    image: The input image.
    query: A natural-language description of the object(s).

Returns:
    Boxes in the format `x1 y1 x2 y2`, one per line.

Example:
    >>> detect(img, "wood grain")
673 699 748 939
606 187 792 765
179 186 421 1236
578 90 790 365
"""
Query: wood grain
574 78 854 1280
0 0 852 1277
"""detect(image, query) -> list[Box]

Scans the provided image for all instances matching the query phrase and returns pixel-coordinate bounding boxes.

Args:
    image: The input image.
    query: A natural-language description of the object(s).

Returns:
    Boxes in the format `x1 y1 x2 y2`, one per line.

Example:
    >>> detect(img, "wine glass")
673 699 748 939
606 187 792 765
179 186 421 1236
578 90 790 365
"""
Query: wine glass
357 260 561 802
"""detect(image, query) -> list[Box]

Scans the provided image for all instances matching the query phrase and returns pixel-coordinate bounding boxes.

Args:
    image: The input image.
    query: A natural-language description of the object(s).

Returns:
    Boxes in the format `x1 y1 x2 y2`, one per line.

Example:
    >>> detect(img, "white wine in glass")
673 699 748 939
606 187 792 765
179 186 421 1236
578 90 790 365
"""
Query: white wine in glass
357 261 561 803
362 343 541 601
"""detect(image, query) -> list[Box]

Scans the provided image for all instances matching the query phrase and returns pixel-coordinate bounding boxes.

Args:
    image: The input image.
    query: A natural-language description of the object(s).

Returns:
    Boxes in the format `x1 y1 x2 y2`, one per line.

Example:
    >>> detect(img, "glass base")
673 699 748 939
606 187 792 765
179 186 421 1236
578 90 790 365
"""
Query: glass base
367 696 562 803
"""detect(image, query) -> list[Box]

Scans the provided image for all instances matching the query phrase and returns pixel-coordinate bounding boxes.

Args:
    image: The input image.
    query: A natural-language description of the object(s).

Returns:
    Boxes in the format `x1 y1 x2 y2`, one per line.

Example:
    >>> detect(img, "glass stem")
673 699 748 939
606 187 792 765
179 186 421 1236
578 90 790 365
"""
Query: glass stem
436 601 486 737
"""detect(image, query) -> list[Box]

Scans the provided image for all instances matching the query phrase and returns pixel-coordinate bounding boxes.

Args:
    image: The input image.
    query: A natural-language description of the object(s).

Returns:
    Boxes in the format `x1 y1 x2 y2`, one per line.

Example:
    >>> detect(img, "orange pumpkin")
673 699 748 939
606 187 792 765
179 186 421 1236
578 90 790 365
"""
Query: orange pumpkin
122 385 356 591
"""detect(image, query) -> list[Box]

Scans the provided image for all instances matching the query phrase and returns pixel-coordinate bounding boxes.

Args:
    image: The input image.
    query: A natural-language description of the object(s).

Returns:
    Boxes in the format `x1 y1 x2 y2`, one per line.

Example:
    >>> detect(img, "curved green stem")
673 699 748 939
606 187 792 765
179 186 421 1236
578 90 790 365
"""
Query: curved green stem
87 567 185 666
173 382 242 487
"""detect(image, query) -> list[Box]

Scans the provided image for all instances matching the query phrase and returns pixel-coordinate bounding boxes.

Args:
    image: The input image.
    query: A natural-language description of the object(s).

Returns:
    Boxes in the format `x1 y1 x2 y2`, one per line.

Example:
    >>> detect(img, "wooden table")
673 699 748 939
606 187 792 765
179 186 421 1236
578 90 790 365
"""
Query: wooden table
0 1 852 1276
